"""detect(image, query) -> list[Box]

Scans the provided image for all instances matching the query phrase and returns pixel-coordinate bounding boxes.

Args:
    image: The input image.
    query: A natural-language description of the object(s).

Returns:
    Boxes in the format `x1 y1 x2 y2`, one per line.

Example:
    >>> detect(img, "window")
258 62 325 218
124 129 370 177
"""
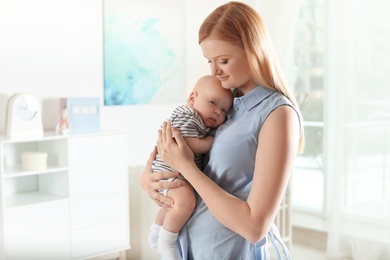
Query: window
292 0 390 245
292 0 325 212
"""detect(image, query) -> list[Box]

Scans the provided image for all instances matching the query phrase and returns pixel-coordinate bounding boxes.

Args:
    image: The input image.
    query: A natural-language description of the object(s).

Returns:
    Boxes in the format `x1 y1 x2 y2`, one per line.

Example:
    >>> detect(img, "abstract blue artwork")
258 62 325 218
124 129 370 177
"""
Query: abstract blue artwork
103 0 186 105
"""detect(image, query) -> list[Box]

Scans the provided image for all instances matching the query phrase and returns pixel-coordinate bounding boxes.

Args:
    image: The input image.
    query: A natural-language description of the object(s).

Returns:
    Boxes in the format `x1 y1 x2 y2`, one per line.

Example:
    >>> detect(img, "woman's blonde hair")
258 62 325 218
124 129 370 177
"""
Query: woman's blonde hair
199 1 305 153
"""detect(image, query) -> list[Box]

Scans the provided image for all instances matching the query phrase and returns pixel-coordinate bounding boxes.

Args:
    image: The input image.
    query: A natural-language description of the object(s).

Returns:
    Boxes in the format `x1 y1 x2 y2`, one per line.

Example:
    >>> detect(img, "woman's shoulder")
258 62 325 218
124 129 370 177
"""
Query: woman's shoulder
246 86 294 111
250 86 300 123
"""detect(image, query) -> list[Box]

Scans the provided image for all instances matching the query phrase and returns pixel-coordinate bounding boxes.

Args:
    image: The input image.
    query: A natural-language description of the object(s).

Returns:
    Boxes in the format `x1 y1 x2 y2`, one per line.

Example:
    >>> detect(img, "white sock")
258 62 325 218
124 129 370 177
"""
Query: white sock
148 223 161 250
157 227 180 260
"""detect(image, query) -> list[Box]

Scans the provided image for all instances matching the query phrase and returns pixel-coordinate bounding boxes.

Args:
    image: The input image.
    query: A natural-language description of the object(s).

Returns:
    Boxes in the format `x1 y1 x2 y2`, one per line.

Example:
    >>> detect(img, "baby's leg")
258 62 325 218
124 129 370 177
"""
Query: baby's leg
158 179 196 260
149 208 168 250
155 207 169 226
163 179 196 232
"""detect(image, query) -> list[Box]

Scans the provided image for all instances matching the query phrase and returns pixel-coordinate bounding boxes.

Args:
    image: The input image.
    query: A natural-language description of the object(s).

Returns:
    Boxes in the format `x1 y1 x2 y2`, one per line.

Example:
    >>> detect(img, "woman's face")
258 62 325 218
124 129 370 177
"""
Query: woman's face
200 38 257 94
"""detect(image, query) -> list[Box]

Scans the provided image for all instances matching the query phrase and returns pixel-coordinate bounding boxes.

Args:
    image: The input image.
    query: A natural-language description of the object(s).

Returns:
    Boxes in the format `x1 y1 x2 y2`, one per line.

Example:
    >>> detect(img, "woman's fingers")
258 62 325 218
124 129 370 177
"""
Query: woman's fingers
157 121 172 157
165 121 173 142
150 190 173 208
150 170 179 182
171 126 186 149
140 143 182 208
157 125 164 154
139 148 157 193
161 121 169 143
146 146 157 167
157 120 194 173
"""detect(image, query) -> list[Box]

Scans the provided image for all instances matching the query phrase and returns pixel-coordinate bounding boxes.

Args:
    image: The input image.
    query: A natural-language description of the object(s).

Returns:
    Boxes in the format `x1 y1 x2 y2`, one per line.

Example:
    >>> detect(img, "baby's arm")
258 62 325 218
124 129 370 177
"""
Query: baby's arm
184 136 213 154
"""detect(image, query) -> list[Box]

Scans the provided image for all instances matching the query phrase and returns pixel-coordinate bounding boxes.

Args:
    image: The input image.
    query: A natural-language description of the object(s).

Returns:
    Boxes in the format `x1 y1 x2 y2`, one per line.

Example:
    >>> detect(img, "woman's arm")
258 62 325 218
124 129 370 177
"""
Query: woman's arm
139 146 182 208
158 106 300 243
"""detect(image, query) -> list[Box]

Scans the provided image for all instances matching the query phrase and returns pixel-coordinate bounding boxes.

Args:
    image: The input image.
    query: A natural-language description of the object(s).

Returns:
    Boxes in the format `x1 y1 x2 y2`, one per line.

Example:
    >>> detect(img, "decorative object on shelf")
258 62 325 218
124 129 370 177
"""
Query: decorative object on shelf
21 151 48 170
55 107 71 135
59 97 101 134
5 93 44 139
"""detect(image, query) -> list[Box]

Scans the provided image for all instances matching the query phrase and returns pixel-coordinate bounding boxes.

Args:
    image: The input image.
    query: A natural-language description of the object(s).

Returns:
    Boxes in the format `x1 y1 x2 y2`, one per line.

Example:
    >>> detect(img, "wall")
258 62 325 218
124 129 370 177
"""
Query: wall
0 0 103 130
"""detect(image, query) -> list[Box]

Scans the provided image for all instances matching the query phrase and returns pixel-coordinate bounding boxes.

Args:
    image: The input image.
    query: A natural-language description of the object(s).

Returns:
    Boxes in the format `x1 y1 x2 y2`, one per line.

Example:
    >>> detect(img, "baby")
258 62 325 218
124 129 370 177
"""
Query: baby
149 75 233 259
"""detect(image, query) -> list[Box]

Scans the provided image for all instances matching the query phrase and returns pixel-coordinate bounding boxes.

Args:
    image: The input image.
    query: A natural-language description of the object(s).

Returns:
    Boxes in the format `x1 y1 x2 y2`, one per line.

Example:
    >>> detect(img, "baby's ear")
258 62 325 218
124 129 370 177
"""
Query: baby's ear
188 91 198 105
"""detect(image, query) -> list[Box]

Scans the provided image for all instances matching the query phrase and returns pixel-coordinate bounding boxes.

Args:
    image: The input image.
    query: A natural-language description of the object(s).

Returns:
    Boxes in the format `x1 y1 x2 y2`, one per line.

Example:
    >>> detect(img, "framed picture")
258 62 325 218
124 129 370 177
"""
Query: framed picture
103 0 187 106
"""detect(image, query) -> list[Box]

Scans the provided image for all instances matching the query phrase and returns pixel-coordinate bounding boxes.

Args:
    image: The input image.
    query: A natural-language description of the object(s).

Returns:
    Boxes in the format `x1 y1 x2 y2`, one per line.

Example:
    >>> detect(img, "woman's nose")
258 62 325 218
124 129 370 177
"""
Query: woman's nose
211 64 221 76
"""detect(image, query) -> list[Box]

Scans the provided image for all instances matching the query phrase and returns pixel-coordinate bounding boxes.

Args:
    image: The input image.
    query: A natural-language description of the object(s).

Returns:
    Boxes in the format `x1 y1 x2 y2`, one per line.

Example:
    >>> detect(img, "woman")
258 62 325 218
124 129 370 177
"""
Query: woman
140 2 304 259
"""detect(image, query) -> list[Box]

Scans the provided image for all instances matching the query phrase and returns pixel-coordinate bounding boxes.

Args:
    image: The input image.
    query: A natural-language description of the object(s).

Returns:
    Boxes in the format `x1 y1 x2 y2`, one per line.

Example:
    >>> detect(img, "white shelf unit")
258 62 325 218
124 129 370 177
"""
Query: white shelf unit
0 132 130 260
1 136 69 209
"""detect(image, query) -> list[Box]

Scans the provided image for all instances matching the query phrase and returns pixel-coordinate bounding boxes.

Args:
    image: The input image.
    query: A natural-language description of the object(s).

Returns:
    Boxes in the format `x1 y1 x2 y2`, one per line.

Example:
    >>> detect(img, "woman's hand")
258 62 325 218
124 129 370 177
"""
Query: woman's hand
157 121 197 175
139 146 182 208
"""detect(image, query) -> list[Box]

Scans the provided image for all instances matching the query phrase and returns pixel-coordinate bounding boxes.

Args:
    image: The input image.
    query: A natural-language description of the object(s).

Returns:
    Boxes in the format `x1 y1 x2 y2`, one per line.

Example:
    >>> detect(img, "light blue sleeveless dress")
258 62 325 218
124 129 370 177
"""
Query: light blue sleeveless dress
171 86 298 260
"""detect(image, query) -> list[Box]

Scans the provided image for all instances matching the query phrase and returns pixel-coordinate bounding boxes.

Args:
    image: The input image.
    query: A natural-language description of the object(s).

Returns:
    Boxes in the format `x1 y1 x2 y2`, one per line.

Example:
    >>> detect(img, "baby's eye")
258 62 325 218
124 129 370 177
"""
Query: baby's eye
209 101 216 105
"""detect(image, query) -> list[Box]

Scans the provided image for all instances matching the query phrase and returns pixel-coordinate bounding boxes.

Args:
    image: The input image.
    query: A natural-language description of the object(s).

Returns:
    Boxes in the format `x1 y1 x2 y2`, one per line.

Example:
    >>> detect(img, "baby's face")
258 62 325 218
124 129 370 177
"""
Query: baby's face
191 83 233 128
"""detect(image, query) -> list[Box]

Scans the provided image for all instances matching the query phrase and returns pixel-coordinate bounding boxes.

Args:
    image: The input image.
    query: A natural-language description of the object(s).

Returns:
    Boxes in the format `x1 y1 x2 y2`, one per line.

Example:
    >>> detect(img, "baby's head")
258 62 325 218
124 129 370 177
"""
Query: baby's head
187 75 233 128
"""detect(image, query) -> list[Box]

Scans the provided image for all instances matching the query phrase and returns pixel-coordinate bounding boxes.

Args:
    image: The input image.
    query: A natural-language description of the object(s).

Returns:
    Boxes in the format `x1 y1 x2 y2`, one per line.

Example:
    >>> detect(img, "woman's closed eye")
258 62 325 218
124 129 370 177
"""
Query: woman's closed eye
207 59 229 65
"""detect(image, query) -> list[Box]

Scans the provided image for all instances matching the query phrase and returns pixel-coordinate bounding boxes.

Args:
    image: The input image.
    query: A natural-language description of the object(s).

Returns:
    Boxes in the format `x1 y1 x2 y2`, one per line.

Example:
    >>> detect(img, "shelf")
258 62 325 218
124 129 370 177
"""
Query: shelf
4 165 68 178
0 130 121 143
0 132 67 143
5 191 68 209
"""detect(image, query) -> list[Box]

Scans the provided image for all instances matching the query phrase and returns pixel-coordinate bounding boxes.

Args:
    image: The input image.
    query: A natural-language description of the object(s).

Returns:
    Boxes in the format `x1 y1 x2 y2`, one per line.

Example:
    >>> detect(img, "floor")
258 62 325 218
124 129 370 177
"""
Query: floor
291 244 335 260
269 243 323 260
268 226 352 260
269 243 352 260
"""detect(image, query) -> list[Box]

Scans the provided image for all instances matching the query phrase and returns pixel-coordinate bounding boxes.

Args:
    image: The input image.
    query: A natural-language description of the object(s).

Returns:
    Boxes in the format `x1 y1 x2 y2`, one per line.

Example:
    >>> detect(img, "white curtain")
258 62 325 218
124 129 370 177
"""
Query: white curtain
255 0 301 85
326 0 390 259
